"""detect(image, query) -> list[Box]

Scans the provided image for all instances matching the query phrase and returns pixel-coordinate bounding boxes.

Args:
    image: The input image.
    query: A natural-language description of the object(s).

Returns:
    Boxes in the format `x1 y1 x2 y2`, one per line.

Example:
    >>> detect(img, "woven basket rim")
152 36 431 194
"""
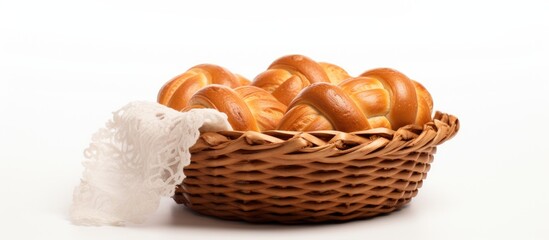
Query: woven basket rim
190 111 459 154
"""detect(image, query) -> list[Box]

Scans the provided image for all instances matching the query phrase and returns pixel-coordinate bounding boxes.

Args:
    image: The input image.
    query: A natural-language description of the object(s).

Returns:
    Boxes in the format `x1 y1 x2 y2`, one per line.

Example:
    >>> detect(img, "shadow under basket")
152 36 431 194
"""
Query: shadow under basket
174 111 459 223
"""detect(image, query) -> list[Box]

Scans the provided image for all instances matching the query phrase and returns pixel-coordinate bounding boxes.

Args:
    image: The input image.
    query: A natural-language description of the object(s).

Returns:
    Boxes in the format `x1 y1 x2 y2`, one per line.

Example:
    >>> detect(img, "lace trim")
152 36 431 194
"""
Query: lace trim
70 101 231 225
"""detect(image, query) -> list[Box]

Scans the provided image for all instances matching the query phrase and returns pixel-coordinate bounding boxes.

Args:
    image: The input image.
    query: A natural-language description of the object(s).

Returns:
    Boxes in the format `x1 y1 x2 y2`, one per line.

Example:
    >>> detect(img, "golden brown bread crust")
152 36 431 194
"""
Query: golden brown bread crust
360 68 419 130
278 83 371 131
252 55 333 105
184 84 257 131
268 55 330 84
158 56 433 132
236 86 288 131
338 76 392 129
236 74 251 86
158 64 245 111
279 68 434 131
411 80 434 126
319 62 352 85
185 85 287 131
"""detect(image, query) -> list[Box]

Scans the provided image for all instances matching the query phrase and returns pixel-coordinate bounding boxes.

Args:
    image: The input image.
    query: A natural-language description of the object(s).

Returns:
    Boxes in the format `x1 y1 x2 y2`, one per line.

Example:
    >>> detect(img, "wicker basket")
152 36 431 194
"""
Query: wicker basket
174 111 459 223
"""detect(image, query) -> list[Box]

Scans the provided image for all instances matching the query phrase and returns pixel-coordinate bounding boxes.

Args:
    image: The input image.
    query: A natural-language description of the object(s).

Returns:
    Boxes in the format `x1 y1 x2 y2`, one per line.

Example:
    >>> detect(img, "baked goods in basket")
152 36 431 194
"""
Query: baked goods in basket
72 54 458 226
279 68 433 131
160 58 434 132
157 64 249 111
156 55 458 224
360 68 433 129
184 85 287 131
252 54 350 105
319 62 352 84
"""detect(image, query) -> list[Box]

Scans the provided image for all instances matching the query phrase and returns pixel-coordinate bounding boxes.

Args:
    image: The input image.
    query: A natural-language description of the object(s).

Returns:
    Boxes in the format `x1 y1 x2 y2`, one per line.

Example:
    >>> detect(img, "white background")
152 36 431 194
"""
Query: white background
1 0 548 239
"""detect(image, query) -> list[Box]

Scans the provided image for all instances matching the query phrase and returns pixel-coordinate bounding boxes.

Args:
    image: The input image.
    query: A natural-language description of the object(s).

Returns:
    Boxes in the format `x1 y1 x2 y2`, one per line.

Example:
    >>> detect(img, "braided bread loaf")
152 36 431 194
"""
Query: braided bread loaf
158 64 249 111
157 56 433 132
278 68 433 131
359 68 433 129
184 85 287 131
319 62 352 85
252 55 351 105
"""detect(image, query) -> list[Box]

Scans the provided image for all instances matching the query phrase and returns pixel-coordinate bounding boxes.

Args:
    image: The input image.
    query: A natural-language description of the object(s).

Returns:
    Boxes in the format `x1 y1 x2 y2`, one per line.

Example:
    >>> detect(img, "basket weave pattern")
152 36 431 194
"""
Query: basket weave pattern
174 112 459 223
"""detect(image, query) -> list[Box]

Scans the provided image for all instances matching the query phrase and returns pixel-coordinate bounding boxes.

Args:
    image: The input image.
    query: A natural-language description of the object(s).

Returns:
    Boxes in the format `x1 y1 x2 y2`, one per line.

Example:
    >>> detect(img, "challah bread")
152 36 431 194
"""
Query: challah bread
184 85 287 131
411 80 434 126
158 64 249 111
252 55 349 105
277 83 371 131
359 68 433 129
236 74 252 86
278 68 433 131
318 62 352 85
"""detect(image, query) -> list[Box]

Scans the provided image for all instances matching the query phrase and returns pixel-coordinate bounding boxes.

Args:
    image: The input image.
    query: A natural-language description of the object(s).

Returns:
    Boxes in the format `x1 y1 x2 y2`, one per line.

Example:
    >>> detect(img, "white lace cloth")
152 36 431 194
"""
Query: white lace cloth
70 101 232 226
